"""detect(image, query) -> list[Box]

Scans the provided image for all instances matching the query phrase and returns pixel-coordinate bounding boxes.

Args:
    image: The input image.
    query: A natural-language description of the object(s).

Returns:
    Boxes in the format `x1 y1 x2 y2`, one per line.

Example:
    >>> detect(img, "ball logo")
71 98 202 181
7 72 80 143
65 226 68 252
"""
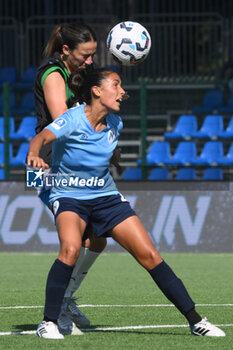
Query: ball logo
51 118 67 130
52 200 60 215
108 128 116 144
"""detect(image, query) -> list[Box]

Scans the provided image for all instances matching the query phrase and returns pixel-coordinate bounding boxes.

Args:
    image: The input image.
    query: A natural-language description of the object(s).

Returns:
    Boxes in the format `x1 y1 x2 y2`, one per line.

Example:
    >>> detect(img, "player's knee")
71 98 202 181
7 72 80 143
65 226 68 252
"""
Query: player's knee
60 244 80 265
140 249 162 270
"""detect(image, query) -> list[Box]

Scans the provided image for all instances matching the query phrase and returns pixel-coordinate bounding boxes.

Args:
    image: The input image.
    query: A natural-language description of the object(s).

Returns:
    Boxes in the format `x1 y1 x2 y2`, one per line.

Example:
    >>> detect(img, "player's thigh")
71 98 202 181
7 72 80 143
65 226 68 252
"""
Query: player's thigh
82 225 107 252
110 216 162 268
56 211 87 249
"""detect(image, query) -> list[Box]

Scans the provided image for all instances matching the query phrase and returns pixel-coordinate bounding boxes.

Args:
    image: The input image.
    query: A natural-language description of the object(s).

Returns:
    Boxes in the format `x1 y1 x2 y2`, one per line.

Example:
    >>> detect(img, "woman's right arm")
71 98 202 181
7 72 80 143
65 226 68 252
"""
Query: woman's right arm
43 72 69 120
27 129 56 169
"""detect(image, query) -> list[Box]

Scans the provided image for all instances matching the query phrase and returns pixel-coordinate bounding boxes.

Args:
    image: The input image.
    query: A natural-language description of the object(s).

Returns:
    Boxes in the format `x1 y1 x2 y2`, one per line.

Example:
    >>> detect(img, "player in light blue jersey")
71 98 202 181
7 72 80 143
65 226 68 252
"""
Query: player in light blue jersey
46 102 122 201
27 68 225 339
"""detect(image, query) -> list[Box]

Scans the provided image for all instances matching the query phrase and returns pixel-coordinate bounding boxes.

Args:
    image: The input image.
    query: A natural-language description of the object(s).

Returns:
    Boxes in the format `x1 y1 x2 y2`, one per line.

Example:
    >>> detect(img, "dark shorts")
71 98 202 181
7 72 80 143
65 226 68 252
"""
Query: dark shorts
51 194 136 237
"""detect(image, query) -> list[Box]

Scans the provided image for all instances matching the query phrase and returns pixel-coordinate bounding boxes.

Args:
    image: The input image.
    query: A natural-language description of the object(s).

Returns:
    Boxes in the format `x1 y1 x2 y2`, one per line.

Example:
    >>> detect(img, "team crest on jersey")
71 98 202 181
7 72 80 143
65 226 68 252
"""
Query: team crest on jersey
80 133 88 140
51 118 67 130
108 128 116 144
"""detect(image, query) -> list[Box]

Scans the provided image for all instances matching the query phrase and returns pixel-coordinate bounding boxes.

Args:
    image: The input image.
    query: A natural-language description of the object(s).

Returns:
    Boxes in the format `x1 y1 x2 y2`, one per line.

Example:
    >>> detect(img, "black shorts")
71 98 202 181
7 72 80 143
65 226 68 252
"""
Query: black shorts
51 194 136 237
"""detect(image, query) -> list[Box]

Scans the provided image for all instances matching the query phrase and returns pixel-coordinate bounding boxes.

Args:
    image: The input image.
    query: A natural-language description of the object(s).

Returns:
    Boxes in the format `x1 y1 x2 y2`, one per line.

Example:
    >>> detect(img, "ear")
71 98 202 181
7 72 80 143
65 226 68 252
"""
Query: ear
62 44 70 56
92 86 101 98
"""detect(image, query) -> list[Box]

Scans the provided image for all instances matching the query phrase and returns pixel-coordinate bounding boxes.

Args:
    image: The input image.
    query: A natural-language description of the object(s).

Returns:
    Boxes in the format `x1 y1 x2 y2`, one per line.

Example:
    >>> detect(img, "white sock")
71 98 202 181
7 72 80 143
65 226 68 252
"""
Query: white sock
64 247 100 298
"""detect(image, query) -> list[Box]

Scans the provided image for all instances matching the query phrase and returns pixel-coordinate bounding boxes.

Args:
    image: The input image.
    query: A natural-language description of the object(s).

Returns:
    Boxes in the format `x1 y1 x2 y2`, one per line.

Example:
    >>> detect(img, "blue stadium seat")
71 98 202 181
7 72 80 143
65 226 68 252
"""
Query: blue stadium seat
138 141 171 166
191 89 223 114
11 92 36 115
218 143 233 165
10 142 29 166
217 94 233 114
0 66 17 85
10 116 37 140
0 93 16 113
0 117 16 140
122 168 142 180
0 169 4 180
164 115 197 140
165 142 197 166
202 168 223 180
192 141 224 166
217 116 233 139
21 66 38 83
191 115 224 140
148 168 170 180
175 168 196 180
0 143 4 166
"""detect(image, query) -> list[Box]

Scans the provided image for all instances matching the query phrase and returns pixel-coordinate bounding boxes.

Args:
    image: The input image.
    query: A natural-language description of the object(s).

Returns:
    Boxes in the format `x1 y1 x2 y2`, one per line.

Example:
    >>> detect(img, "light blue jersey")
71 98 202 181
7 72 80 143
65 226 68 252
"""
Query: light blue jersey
45 104 123 202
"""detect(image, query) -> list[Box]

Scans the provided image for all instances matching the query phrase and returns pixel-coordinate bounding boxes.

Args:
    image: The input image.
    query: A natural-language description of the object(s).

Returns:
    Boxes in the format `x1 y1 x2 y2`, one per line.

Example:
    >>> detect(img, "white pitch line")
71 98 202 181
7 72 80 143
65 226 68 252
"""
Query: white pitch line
1 324 233 336
1 303 233 310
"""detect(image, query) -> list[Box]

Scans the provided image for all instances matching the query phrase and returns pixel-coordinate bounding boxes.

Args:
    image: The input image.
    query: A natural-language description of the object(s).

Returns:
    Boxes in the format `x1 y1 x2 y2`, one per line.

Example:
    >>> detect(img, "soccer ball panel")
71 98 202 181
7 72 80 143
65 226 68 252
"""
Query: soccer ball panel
106 21 151 66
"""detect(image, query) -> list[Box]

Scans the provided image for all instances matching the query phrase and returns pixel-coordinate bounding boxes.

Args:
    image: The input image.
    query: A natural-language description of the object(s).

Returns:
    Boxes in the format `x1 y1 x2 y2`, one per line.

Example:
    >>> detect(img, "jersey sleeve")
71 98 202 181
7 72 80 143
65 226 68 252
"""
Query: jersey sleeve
118 117 123 133
45 110 78 139
108 114 123 134
40 66 68 88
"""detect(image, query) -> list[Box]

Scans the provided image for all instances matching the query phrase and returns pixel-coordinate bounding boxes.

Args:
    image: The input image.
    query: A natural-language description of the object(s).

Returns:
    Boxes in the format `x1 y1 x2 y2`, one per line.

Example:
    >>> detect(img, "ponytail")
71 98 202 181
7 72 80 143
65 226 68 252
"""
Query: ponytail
43 25 63 58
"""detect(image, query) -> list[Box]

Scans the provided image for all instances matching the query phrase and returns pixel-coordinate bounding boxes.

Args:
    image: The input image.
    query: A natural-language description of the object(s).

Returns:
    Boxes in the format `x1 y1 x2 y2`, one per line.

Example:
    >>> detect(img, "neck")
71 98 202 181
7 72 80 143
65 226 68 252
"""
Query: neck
60 54 71 73
84 104 108 131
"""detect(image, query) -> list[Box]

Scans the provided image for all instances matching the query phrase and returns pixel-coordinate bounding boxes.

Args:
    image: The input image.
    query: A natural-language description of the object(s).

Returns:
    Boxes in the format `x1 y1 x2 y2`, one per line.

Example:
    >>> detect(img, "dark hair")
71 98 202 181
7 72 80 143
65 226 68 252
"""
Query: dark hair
70 68 118 105
43 22 97 58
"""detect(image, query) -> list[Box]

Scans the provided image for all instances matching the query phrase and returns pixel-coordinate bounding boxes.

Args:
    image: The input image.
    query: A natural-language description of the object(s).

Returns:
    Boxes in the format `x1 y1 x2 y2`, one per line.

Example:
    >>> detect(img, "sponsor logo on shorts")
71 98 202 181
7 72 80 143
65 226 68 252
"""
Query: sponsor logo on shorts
53 200 60 215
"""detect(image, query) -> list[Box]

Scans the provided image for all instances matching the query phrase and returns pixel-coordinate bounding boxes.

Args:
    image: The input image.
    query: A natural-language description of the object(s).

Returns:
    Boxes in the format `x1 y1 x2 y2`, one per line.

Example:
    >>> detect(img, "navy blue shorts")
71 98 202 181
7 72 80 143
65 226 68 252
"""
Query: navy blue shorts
51 194 136 237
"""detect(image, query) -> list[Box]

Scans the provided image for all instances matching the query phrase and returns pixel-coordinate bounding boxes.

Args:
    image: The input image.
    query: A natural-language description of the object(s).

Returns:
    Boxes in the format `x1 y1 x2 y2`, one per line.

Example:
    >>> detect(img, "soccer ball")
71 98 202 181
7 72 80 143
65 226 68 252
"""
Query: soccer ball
106 21 151 66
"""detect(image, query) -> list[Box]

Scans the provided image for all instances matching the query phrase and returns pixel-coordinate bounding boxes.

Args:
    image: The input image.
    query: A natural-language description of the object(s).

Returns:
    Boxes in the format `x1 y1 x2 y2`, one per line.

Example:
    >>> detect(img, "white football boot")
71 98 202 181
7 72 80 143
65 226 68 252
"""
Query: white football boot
190 317 226 337
36 321 64 339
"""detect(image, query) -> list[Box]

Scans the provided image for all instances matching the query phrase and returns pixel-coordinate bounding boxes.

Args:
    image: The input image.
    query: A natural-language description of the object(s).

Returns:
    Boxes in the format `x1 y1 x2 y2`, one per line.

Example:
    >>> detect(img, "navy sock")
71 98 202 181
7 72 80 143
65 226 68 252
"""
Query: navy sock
148 261 195 315
44 259 74 320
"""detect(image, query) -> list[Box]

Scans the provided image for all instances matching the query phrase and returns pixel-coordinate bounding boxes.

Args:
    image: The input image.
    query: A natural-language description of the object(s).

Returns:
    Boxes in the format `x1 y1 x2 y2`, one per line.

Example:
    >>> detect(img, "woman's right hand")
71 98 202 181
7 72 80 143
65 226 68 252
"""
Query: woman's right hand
26 153 49 170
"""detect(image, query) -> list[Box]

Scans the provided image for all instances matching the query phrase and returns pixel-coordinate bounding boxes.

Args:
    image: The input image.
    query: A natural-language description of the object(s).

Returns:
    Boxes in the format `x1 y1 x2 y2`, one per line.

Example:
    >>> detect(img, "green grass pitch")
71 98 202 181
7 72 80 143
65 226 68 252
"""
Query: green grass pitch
0 252 232 350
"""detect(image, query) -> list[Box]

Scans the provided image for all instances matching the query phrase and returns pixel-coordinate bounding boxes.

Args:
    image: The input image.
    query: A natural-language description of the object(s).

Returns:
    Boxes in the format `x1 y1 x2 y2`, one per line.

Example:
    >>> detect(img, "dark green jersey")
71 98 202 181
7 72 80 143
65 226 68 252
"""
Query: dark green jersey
33 53 74 164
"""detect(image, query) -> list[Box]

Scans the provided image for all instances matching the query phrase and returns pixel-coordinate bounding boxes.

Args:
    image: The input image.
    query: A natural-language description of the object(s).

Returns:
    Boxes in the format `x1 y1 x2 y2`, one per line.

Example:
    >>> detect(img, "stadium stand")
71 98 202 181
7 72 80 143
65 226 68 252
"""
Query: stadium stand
191 89 223 114
138 141 171 166
191 115 224 140
192 141 224 166
0 66 17 86
216 116 233 139
202 168 223 180
0 143 4 167
164 115 197 140
21 66 38 84
165 141 197 166
0 169 4 180
10 142 29 166
175 168 196 180
10 116 37 140
217 94 233 114
0 92 16 114
218 142 233 165
121 168 142 180
148 168 170 180
11 92 36 115
0 117 16 141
